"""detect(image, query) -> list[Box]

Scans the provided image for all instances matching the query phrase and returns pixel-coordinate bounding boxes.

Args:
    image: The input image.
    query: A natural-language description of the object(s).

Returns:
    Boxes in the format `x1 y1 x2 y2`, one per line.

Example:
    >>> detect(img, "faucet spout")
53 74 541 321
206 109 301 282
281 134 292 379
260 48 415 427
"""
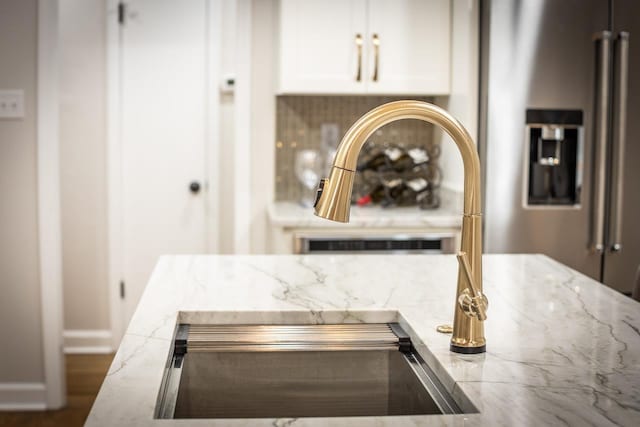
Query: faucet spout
314 100 487 354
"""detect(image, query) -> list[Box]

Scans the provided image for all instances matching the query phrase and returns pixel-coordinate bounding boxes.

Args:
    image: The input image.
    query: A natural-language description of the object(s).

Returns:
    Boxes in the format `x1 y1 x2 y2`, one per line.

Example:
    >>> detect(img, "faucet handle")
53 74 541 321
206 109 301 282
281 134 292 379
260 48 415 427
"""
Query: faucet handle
313 178 327 208
456 251 488 321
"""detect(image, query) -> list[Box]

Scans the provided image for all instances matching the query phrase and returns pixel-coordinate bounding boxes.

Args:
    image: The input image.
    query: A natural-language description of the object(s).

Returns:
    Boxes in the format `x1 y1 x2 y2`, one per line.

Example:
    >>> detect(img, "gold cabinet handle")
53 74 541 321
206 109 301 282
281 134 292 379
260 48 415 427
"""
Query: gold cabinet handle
355 33 363 82
372 33 380 82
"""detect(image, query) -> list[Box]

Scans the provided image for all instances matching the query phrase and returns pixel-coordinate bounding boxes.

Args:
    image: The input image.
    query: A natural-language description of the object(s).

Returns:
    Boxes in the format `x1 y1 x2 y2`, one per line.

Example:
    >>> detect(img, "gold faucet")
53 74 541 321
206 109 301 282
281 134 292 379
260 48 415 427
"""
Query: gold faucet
313 100 488 354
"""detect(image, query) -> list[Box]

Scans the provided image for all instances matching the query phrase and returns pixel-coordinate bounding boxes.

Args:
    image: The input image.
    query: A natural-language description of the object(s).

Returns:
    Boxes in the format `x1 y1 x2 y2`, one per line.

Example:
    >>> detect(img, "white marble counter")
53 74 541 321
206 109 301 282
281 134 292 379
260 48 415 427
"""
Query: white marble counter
268 189 463 229
87 254 640 426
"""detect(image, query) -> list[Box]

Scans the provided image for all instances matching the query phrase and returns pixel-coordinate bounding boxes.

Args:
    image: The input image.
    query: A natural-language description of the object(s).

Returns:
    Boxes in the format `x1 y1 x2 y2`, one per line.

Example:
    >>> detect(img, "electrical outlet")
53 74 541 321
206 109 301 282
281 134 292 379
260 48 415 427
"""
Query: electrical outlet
0 90 25 119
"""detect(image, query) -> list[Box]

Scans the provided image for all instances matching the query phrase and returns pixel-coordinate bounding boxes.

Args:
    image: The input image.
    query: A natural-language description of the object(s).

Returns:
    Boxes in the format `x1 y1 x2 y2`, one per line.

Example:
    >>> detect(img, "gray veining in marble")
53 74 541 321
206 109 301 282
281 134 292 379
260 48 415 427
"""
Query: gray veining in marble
87 254 640 426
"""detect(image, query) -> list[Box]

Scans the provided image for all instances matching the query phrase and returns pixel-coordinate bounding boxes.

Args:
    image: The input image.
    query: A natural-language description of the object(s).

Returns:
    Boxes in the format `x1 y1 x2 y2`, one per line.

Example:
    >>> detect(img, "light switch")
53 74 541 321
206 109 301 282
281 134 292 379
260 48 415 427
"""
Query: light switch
0 90 25 119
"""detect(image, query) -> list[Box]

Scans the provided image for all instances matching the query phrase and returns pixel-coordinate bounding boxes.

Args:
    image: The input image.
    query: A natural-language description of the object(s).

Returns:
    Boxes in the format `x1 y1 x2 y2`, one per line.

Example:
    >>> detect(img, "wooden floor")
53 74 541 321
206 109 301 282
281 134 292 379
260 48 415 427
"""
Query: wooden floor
0 354 114 427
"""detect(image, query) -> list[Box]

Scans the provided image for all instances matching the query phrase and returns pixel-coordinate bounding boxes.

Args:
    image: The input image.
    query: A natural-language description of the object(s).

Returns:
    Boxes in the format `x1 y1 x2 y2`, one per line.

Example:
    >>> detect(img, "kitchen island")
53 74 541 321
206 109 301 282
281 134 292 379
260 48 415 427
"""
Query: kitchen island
87 254 640 426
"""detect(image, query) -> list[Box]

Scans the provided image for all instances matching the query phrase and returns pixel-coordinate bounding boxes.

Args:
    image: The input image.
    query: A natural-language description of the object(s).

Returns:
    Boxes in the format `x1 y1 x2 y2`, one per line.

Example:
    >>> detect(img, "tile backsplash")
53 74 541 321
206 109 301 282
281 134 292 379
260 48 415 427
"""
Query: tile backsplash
275 95 438 202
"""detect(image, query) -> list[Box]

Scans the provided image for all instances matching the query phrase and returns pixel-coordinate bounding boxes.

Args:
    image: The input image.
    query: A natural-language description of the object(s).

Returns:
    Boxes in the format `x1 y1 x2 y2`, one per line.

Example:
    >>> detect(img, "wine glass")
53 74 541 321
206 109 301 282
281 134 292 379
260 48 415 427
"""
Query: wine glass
294 149 322 207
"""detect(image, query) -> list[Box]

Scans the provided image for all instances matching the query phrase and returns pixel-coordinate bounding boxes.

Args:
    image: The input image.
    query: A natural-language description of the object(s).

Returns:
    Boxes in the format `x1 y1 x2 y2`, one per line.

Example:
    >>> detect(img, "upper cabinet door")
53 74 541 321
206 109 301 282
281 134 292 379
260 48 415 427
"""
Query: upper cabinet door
278 0 367 94
366 0 451 95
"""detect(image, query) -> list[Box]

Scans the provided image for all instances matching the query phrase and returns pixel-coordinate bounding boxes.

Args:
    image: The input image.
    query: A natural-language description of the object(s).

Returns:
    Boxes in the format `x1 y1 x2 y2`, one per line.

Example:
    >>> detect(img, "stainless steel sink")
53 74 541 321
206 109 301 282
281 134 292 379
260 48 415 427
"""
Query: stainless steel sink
155 324 475 419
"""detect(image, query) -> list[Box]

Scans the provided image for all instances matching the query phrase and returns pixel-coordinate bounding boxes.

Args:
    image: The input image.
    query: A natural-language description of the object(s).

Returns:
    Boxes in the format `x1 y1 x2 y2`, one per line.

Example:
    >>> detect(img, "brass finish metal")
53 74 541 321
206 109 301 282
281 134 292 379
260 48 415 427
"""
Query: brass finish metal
314 100 487 353
456 251 488 321
355 33 363 82
436 325 453 334
372 33 380 82
313 167 355 222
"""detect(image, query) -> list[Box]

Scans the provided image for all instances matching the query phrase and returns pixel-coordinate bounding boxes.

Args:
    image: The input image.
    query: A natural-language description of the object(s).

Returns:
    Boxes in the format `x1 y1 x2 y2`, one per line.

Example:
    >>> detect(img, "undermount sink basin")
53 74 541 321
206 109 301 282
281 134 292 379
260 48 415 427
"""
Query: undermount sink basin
155 323 475 419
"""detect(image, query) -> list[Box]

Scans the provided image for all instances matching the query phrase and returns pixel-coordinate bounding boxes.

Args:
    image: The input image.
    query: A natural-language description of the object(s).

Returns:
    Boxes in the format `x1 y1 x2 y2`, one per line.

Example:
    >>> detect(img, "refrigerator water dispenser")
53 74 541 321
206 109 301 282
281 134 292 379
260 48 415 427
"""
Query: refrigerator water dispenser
525 109 583 206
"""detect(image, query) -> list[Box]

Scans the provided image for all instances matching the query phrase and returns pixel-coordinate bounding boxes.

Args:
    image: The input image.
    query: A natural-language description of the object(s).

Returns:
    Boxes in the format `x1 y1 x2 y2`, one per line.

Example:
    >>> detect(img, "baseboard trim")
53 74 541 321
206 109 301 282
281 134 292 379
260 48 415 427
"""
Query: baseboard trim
0 383 47 411
63 329 113 354
64 346 113 354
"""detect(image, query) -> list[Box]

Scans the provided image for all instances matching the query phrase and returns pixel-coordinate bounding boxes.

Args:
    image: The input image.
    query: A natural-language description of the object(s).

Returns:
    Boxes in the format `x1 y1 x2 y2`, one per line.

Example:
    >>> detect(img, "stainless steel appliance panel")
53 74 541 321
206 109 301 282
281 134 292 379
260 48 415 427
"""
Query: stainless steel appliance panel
156 323 472 419
293 232 456 254
604 0 640 293
173 351 442 418
482 0 608 280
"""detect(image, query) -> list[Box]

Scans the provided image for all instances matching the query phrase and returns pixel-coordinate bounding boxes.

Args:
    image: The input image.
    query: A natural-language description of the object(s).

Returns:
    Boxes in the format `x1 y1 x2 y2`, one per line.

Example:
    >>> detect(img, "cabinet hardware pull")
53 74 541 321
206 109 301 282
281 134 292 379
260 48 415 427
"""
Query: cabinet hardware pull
609 32 629 252
355 33 363 82
372 33 380 82
590 31 612 254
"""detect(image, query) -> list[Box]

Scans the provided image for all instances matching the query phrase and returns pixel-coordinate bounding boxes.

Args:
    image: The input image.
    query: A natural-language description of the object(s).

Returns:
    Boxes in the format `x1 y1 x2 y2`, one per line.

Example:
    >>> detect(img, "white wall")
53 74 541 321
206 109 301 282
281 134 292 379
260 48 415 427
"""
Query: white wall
0 0 46 397
435 0 479 195
218 0 237 254
249 0 276 253
214 0 276 255
59 0 111 352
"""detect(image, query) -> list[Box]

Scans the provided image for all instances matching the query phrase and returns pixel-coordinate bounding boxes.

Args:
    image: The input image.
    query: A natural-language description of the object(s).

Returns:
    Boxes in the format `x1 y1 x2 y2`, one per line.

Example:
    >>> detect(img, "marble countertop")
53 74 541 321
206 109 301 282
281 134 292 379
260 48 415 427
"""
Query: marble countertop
87 254 640 426
268 190 463 229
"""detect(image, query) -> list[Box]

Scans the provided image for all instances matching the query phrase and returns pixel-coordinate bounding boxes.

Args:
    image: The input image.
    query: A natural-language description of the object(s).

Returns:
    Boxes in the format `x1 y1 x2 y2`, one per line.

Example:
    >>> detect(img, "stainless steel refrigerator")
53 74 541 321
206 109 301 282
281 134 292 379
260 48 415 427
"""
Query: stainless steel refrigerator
480 0 639 294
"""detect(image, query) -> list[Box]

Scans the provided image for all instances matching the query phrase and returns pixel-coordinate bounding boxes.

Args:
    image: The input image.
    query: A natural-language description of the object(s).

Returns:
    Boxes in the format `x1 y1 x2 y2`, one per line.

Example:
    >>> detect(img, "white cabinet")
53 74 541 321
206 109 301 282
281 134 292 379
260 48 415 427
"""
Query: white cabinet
278 0 451 95
278 0 367 94
366 0 451 94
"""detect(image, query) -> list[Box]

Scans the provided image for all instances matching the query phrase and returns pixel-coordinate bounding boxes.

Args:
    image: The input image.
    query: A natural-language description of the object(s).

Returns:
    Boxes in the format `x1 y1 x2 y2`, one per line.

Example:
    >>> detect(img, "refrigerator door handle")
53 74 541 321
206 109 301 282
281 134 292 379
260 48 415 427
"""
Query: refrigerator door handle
608 32 629 253
590 31 612 254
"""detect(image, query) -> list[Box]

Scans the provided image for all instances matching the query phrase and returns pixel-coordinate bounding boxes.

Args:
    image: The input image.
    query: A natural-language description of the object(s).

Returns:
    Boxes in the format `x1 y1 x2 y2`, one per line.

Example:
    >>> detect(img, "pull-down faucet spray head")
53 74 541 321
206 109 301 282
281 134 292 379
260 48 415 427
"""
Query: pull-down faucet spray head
314 100 488 354
313 167 354 223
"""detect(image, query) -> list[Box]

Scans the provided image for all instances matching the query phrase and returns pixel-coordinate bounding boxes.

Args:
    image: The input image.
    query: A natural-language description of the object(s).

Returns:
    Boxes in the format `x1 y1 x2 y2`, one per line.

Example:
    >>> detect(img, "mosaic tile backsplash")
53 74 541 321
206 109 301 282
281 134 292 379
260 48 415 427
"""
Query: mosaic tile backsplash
275 95 439 202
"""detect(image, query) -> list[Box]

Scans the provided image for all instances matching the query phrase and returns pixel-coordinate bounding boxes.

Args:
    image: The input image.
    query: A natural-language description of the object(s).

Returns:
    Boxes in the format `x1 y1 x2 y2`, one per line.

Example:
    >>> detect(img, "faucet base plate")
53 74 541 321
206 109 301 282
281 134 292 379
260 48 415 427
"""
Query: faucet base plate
450 344 486 354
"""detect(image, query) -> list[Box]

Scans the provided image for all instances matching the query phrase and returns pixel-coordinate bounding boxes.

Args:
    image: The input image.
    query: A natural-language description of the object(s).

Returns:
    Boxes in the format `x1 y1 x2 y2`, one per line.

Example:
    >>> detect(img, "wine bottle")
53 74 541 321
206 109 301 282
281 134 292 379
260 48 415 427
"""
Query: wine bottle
395 177 429 206
382 178 405 206
417 189 440 209
356 184 385 206
357 145 413 172
356 147 387 171
384 146 414 172
407 147 429 166
356 178 404 206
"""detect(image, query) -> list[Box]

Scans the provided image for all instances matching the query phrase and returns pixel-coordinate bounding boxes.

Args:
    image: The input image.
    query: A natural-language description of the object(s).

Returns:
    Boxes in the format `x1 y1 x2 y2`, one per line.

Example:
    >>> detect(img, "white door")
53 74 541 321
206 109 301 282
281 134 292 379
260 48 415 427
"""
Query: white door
278 0 367 94
366 0 451 95
119 0 209 326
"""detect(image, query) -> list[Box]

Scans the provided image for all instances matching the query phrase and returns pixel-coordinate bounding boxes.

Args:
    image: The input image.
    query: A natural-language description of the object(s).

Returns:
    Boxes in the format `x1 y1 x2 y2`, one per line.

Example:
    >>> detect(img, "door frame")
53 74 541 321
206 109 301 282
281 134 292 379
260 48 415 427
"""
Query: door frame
234 0 252 254
105 0 223 346
37 0 66 409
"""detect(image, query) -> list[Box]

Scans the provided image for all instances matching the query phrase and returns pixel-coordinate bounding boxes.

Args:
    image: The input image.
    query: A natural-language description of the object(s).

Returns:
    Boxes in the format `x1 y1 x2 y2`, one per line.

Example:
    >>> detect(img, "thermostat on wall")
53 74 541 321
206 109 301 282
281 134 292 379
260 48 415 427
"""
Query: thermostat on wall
0 90 25 119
